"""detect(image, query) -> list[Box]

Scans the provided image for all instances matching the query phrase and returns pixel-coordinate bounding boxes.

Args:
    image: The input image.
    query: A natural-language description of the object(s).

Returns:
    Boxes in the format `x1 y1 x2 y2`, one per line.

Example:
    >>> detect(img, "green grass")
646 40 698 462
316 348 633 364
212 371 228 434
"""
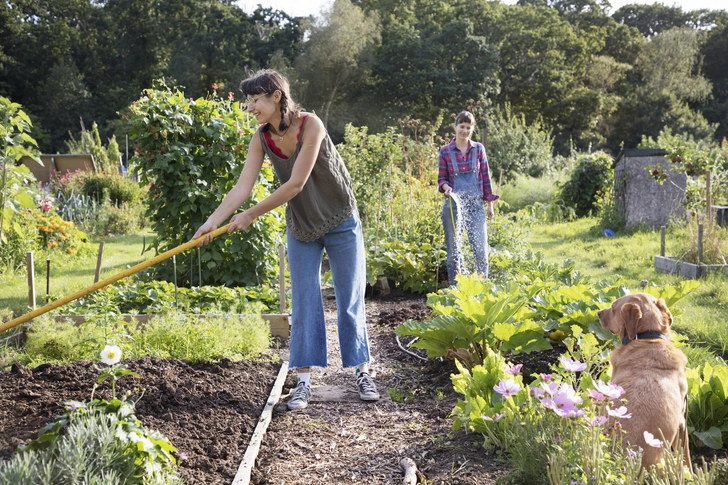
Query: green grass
528 217 728 362
0 228 155 317
499 173 565 213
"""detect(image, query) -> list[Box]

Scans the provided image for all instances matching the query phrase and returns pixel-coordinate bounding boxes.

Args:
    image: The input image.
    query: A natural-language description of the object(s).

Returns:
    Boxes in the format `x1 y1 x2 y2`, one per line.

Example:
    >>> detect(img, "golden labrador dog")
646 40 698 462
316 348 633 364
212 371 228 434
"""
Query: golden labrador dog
598 292 691 471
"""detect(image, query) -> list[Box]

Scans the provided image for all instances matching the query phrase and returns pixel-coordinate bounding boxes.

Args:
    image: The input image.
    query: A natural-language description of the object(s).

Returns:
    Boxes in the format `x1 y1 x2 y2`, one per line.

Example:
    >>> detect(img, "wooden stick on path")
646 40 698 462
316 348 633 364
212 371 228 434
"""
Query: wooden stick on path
231 360 290 485
400 457 418 485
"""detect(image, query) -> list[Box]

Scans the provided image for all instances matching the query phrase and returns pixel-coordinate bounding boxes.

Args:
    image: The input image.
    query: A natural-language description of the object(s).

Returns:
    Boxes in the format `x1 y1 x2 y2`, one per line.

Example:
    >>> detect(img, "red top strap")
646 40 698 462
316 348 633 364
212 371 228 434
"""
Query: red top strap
263 115 308 160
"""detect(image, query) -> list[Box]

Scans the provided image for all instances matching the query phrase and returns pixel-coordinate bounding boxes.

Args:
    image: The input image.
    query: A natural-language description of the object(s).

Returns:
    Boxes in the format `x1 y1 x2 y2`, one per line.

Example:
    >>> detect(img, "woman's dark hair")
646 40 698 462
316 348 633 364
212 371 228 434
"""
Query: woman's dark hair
240 69 301 133
455 111 476 126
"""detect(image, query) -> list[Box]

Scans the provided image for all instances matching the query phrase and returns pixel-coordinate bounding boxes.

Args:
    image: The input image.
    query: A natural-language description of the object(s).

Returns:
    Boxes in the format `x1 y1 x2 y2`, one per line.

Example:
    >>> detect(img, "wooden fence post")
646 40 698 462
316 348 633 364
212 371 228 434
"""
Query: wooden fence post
660 226 666 257
46 258 51 304
698 223 704 265
706 171 712 227
26 251 36 310
94 241 104 283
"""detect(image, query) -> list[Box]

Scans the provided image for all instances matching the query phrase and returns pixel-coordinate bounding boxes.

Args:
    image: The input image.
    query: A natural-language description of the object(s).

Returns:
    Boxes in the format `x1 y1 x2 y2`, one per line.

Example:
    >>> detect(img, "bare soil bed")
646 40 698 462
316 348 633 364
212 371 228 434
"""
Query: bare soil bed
0 289 567 484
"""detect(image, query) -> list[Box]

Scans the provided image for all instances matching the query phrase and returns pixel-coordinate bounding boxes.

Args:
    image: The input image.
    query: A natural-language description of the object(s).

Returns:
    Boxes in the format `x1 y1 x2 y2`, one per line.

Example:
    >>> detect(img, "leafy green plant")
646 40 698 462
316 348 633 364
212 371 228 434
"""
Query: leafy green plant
19 311 272 367
395 275 548 368
366 236 445 293
127 80 285 287
686 361 728 450
133 313 271 362
62 278 285 315
0 97 42 271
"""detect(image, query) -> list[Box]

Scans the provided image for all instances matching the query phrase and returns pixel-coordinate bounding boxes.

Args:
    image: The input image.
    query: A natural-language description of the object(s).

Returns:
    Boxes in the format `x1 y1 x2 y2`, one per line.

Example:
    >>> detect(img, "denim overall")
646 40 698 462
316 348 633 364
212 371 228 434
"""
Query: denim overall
441 146 489 285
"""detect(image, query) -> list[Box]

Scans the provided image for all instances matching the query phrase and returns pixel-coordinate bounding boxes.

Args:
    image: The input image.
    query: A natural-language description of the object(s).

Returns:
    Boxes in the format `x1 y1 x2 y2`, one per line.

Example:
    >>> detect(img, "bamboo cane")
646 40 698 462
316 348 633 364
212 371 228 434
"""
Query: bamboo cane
0 224 232 333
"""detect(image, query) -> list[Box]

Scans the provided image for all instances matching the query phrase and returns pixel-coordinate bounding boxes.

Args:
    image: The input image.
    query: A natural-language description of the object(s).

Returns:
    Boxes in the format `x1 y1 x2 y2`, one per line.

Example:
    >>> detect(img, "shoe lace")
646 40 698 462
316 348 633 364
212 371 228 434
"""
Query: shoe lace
357 373 376 393
291 382 310 401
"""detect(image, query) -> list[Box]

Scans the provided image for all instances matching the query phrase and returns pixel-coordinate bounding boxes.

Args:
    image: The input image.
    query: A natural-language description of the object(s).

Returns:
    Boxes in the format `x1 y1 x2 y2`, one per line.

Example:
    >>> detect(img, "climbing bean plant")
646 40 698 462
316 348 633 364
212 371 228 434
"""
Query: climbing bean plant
127 82 285 287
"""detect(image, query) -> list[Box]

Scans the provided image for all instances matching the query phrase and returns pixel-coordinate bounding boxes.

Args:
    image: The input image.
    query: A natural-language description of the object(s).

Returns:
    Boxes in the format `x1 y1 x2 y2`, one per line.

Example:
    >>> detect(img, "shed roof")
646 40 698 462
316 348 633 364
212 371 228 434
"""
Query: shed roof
615 148 667 166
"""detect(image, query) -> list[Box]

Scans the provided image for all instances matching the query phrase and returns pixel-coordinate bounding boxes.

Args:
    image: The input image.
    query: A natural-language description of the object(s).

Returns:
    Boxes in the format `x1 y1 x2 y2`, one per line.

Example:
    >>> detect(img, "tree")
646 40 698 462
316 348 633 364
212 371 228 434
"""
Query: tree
295 0 380 129
604 26 717 152
612 3 723 38
701 17 728 142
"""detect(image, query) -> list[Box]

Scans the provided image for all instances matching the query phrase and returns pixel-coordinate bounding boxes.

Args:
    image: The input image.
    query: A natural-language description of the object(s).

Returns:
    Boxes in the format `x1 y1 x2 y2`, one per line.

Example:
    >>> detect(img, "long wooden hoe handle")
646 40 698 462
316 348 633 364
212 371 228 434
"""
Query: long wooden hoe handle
0 223 233 333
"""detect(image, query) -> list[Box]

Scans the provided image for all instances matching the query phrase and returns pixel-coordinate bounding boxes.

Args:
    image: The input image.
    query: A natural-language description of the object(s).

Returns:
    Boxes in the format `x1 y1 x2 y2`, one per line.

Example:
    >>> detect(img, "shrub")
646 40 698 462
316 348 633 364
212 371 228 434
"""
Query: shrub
51 170 146 236
486 103 555 183
127 81 285 287
558 151 614 218
73 171 144 206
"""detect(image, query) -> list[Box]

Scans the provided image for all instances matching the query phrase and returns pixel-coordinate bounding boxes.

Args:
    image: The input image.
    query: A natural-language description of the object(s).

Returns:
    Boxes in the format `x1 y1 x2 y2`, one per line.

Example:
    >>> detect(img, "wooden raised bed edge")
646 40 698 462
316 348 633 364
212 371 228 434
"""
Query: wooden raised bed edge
53 314 290 338
654 255 728 280
232 359 290 485
655 225 728 280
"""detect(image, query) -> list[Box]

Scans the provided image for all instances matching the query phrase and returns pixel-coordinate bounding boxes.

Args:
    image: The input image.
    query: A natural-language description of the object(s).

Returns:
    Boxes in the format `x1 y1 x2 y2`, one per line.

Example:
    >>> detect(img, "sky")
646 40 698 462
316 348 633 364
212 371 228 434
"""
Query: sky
236 0 726 19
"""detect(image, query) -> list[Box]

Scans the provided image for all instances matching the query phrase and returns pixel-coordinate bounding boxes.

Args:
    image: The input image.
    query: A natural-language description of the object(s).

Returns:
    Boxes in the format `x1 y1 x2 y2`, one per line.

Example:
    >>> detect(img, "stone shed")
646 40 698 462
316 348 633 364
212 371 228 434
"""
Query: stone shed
614 148 686 229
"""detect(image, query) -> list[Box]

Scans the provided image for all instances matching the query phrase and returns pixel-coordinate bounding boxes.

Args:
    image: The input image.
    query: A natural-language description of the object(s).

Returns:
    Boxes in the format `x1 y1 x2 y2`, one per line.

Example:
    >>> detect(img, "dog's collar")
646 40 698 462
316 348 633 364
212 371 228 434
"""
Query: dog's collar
621 331 669 346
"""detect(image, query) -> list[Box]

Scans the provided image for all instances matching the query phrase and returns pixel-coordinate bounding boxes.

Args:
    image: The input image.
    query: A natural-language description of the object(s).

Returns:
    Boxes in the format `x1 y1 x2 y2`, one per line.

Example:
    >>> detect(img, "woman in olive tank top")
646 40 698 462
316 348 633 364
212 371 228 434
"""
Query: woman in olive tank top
192 69 378 411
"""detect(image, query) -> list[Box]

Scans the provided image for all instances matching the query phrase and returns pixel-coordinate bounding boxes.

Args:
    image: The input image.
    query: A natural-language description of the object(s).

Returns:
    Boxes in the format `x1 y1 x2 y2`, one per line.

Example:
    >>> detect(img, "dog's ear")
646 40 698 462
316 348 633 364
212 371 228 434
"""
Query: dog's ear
621 302 642 340
654 297 673 329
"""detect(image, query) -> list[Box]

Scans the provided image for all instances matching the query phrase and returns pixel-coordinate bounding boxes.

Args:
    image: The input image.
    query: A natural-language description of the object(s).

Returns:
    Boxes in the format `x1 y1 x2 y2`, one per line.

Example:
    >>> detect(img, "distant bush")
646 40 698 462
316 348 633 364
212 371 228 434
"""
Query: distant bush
558 152 613 218
51 170 146 235
52 170 145 207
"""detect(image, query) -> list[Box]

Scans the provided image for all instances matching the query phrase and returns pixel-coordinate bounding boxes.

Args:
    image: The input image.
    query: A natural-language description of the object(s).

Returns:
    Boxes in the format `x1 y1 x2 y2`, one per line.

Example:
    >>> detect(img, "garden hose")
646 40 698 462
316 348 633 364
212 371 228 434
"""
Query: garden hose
0 224 232 333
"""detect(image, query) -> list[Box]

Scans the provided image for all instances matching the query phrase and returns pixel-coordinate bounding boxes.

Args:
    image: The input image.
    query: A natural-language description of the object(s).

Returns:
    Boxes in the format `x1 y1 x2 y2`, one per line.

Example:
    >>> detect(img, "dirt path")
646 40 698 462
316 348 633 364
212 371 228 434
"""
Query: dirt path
252 290 510 484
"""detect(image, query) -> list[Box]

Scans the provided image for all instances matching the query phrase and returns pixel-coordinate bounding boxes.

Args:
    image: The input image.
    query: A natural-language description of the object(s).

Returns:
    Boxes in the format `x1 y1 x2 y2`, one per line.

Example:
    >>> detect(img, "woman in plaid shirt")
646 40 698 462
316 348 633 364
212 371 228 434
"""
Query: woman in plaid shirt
438 111 499 285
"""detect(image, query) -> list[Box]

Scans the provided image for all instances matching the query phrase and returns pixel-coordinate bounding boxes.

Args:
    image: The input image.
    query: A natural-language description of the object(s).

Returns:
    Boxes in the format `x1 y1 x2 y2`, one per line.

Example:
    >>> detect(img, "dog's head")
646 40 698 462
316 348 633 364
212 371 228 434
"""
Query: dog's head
598 293 673 341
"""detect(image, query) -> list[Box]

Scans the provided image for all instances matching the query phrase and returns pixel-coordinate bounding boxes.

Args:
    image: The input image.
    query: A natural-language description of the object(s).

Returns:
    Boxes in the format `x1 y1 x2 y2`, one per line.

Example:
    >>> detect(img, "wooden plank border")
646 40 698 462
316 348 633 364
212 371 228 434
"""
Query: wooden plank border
232 359 290 485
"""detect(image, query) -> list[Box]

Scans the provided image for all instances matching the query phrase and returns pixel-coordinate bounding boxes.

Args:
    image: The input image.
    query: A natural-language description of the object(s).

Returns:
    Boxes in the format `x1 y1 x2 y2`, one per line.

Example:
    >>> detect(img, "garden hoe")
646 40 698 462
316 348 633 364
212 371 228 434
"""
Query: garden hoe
0 223 232 333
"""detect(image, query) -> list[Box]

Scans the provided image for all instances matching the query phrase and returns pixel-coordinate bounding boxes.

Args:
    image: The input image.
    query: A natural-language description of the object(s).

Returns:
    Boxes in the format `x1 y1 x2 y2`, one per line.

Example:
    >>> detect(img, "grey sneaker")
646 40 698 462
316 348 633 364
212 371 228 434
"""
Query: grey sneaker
356 372 380 401
287 382 312 410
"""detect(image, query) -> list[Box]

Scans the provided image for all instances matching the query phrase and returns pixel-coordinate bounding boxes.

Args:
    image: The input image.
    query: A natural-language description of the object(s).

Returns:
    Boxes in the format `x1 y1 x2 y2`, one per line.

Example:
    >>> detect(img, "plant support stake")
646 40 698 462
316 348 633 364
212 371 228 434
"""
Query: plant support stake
0 224 232 333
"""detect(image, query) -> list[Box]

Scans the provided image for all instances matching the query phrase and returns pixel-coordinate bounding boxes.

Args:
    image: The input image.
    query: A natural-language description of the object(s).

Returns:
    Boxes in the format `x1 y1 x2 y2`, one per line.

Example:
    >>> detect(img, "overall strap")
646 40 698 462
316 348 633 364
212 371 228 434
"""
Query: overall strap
450 143 476 174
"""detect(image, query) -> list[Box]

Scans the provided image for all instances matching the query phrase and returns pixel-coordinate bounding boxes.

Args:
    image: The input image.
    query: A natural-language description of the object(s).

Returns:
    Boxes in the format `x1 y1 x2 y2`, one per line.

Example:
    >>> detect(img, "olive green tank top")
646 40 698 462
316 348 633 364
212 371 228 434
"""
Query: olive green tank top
259 116 356 241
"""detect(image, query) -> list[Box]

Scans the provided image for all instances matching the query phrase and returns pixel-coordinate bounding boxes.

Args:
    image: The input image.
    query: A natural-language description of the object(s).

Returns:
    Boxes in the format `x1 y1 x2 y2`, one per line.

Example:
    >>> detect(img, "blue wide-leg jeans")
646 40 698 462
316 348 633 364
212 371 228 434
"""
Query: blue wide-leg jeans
287 211 371 369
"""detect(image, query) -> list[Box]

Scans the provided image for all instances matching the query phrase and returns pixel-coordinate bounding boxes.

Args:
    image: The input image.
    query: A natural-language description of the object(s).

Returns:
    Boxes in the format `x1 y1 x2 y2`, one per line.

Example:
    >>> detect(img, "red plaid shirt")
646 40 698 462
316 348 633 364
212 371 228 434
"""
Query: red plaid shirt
437 139 499 202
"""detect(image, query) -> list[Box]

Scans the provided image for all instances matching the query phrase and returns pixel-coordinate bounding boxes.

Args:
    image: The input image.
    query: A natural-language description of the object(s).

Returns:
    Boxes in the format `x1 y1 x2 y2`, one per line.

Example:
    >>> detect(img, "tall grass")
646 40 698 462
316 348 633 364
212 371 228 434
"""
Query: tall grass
528 217 728 362
499 173 565 213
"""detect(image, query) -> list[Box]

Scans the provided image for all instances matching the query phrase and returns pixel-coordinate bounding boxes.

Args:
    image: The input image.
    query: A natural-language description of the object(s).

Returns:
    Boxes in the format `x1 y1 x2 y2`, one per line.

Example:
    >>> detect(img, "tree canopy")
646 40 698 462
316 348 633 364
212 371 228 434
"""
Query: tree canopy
0 0 726 157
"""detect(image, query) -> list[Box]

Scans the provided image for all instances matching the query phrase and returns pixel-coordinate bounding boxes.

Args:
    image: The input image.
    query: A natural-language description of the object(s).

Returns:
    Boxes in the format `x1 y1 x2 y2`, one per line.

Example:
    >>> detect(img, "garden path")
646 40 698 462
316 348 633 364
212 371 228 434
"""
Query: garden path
250 289 511 485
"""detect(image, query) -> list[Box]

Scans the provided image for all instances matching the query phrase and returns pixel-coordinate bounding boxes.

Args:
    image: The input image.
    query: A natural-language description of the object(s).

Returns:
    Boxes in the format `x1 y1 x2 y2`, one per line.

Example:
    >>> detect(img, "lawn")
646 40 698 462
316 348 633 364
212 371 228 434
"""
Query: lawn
528 217 728 361
0 228 155 317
